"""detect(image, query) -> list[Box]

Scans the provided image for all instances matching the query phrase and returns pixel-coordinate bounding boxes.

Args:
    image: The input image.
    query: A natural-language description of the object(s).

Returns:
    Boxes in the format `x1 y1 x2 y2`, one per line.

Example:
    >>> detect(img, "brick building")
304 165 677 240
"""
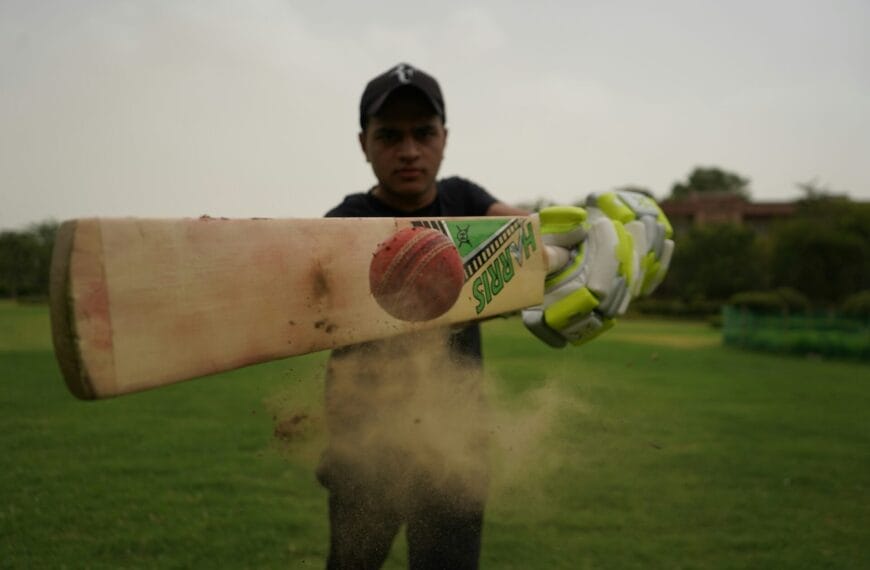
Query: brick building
660 192 797 235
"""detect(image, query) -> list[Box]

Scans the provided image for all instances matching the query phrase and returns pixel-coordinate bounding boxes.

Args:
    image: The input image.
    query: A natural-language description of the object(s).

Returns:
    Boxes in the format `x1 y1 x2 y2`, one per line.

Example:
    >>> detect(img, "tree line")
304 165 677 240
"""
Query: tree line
654 194 870 315
651 169 870 316
0 221 58 299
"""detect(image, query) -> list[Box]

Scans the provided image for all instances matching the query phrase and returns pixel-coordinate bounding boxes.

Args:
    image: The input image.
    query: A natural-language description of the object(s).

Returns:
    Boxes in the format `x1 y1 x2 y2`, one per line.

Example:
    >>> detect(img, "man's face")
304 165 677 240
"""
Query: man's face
359 89 447 209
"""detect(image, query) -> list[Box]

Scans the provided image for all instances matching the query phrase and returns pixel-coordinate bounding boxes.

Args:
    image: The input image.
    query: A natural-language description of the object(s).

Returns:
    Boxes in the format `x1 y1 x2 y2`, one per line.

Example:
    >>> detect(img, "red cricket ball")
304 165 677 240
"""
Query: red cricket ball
369 226 465 321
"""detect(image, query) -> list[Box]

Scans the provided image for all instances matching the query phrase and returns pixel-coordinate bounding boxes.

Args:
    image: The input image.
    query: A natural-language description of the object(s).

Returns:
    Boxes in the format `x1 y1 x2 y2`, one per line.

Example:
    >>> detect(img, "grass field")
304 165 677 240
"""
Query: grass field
1 301 869 569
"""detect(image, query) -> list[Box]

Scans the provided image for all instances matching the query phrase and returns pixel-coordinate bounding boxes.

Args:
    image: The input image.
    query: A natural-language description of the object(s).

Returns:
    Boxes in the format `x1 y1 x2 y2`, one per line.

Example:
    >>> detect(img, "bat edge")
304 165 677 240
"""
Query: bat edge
49 220 98 400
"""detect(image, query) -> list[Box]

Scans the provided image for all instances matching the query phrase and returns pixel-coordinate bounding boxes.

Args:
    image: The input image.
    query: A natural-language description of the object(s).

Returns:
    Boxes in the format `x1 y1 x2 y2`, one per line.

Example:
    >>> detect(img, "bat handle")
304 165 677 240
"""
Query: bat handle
544 245 571 274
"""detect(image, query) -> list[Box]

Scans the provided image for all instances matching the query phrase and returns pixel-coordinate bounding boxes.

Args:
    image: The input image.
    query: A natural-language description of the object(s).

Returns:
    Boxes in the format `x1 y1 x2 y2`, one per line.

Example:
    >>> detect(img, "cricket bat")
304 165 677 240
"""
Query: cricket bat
50 216 564 400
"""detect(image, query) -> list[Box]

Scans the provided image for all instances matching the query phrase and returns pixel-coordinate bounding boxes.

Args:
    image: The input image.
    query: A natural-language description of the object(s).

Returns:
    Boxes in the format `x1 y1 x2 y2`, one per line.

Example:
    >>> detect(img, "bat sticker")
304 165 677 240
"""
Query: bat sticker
412 218 539 314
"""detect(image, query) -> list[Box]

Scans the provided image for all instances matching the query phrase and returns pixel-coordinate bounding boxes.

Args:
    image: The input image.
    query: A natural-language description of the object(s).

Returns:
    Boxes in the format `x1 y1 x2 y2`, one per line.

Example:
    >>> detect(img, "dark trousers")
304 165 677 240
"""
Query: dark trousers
321 465 485 570
320 335 488 569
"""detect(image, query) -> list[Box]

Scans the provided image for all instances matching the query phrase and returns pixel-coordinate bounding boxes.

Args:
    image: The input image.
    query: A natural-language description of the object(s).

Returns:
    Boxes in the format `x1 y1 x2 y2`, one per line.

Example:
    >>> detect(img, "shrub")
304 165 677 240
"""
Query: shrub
773 287 811 311
728 291 785 313
728 288 810 314
841 290 870 318
630 297 722 318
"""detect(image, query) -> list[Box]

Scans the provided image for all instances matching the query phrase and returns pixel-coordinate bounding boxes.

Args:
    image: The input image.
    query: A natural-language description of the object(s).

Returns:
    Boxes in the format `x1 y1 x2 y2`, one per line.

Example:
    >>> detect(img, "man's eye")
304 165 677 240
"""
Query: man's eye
414 128 436 140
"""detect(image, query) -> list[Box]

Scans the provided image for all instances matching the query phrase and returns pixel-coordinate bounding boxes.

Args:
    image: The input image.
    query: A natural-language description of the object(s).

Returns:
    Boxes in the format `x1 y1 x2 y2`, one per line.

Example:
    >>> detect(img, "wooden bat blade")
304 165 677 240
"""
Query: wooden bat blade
50 216 548 399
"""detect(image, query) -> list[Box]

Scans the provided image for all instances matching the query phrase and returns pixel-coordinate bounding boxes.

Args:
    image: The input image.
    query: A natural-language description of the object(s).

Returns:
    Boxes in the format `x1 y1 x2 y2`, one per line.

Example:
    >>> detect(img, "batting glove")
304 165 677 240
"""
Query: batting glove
522 192 674 348
588 190 674 297
522 205 635 347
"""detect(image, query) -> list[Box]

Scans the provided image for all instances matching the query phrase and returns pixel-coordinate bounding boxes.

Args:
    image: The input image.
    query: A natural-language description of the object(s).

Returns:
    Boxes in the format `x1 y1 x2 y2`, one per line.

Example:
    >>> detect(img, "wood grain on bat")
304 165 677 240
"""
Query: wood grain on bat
50 216 547 399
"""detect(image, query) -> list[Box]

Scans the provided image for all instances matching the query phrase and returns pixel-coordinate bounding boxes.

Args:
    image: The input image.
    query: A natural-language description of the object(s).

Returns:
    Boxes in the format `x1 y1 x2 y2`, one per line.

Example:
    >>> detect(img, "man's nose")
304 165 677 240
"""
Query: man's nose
397 135 420 159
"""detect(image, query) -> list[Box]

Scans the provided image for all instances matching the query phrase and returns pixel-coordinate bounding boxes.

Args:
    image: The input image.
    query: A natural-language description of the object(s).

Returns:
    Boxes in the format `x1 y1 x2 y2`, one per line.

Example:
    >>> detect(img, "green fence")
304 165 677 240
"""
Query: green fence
722 306 870 360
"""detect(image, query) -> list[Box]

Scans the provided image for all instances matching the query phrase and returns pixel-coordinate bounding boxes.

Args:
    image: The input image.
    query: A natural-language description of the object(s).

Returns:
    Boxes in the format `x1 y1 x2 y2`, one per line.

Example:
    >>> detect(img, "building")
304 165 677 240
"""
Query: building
661 192 798 235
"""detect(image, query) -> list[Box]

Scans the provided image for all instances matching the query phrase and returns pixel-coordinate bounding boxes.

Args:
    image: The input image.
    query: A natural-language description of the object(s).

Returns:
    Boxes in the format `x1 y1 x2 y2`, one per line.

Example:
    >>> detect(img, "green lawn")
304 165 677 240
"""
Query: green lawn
1 301 868 568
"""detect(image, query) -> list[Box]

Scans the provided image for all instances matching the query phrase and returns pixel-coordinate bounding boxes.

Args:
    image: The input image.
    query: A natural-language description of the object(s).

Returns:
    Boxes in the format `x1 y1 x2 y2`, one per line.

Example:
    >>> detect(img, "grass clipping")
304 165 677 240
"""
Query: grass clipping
269 328 581 511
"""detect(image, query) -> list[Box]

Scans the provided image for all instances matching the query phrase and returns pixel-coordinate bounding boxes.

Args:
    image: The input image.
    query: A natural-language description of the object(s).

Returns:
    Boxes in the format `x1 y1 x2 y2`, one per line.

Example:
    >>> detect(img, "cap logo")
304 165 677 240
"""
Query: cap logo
392 63 415 83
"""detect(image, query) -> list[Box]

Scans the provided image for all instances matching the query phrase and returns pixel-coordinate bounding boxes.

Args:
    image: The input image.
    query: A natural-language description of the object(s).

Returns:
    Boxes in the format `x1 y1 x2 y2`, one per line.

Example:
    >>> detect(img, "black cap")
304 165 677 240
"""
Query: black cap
359 63 445 130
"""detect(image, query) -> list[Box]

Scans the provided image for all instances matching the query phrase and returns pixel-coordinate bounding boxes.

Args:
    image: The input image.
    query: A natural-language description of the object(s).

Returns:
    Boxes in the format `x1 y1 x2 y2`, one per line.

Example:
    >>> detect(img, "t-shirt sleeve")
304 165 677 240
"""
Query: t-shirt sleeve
325 194 371 218
440 177 498 216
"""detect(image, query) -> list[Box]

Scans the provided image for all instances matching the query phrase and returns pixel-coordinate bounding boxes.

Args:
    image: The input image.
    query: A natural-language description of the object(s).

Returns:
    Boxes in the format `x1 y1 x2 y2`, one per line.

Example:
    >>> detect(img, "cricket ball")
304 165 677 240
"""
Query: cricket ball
369 226 465 321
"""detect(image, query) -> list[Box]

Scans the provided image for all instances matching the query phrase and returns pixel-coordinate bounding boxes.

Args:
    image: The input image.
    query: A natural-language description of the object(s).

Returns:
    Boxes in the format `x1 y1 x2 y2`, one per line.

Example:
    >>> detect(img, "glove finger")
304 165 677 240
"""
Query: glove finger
544 245 571 274
623 220 648 297
613 190 661 218
585 218 635 298
591 190 673 247
521 307 568 348
543 270 587 306
642 238 674 296
539 206 588 247
564 316 615 347
597 276 631 317
543 287 599 331
587 192 636 223
642 216 666 258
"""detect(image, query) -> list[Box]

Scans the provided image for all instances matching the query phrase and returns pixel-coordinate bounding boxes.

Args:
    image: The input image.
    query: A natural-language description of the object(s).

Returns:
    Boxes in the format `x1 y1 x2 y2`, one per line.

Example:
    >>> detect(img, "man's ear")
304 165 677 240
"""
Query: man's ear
358 131 370 163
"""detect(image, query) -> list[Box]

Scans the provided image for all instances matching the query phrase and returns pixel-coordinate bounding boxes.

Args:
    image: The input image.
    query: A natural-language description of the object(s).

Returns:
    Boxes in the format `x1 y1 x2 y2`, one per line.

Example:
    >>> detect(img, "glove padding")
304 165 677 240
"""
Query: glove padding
591 190 674 297
522 191 674 348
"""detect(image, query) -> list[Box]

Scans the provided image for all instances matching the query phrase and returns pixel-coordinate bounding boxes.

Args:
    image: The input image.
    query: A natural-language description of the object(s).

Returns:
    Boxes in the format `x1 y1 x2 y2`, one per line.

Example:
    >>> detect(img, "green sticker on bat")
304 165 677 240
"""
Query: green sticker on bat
411 218 538 314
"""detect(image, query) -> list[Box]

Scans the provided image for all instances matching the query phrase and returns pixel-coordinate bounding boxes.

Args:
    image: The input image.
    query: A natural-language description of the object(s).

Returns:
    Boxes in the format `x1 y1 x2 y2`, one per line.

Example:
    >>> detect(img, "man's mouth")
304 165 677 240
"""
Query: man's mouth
396 168 423 178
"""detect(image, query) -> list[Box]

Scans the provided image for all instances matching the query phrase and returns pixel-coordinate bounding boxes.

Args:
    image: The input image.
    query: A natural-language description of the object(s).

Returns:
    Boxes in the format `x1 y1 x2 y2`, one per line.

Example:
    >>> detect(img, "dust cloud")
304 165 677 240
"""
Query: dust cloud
268 327 586 508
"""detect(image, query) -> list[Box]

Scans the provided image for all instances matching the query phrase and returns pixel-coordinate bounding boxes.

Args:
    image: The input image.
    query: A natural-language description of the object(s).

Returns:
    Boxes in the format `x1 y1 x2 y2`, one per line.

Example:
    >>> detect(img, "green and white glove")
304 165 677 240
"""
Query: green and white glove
522 191 674 348
590 190 674 297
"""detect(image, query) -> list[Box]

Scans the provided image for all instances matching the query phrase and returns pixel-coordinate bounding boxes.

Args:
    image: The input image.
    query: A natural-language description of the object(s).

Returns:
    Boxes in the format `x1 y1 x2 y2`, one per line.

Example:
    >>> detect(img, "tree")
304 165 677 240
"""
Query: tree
665 223 767 301
771 224 866 305
670 167 751 200
0 220 59 299
28 220 59 297
795 178 849 202
770 197 870 305
0 231 39 298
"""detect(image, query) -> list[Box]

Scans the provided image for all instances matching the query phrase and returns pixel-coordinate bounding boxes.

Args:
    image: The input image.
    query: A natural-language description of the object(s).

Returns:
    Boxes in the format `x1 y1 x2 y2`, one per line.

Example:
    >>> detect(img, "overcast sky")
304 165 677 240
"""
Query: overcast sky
2 0 868 229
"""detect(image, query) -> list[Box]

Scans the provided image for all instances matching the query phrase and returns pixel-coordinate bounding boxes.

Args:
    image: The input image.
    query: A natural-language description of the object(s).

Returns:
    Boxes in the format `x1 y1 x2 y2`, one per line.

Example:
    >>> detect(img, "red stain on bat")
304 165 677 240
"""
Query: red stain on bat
79 278 113 351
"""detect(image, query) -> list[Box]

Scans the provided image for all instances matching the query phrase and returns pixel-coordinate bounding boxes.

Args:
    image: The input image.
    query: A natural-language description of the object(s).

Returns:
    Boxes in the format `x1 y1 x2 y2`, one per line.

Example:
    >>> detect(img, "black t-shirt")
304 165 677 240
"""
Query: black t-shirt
326 176 496 219
326 176 497 361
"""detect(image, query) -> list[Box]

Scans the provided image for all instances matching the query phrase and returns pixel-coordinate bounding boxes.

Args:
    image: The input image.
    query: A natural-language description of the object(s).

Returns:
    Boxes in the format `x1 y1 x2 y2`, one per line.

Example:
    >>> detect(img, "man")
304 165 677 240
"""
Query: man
319 63 673 569
319 62 517 570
